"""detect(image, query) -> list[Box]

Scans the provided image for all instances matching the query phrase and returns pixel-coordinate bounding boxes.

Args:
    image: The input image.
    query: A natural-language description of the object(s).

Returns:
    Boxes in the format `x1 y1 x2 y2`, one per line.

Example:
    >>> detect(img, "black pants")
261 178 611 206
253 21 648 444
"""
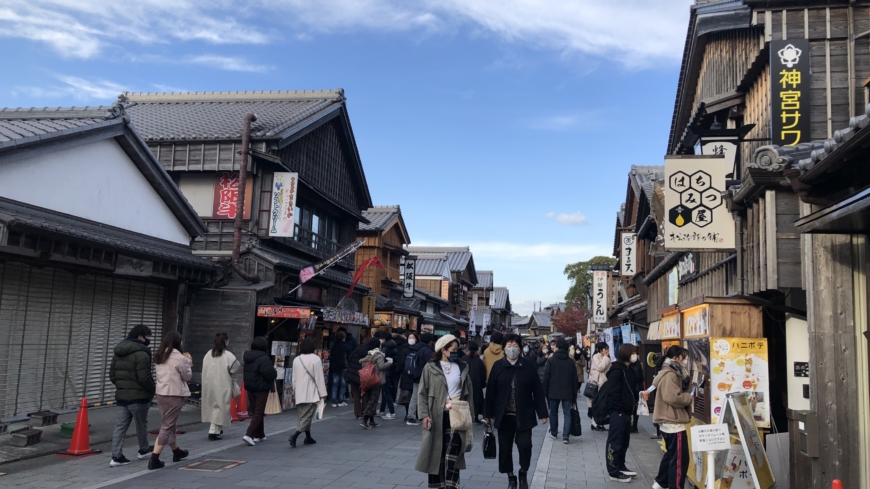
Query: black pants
655 431 689 489
497 415 533 475
605 412 632 477
631 414 639 431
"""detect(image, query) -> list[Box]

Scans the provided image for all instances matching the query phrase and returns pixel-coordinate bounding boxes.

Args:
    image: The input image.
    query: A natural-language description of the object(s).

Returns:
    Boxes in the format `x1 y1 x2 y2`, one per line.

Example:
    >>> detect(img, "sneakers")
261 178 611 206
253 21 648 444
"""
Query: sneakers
242 435 256 446
563 438 570 444
360 420 371 430
620 467 638 477
369 419 381 427
382 413 396 420
147 459 165 470
109 456 131 467
172 449 189 462
406 418 420 426
339 402 348 407
652 483 667 489
331 403 338 408
254 437 267 442
375 410 383 416
137 447 153 460
549 431 557 440
609 473 632 483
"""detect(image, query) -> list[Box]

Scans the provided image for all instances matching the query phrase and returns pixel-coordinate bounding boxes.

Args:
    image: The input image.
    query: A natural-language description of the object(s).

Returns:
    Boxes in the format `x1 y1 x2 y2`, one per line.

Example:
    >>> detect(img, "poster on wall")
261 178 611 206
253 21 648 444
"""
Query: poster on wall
664 155 735 250
621 233 637 276
710 338 770 428
282 367 295 410
271 341 291 356
683 305 710 338
212 172 253 219
593 270 608 324
684 338 710 385
668 267 679 305
661 313 681 339
268 172 299 237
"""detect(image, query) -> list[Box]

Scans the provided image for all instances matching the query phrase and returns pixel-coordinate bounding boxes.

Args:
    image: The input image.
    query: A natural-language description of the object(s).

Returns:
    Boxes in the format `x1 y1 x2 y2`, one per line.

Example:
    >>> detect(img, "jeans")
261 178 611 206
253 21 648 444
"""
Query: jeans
331 372 347 404
497 415 533 474
111 402 150 458
548 399 572 439
606 412 632 477
379 377 395 415
408 382 420 420
655 431 689 489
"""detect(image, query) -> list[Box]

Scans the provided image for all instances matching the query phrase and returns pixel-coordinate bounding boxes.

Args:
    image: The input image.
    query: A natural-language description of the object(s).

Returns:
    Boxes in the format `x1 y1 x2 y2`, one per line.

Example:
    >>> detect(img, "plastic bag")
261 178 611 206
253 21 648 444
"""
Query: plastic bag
637 393 650 416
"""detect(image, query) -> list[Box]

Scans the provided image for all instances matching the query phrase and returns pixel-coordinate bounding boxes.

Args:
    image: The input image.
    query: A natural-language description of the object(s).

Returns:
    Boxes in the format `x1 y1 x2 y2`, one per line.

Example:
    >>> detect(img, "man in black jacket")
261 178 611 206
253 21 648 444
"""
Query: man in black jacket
109 324 155 467
629 353 644 433
543 339 579 443
329 331 350 407
406 333 434 425
484 334 549 489
465 341 486 424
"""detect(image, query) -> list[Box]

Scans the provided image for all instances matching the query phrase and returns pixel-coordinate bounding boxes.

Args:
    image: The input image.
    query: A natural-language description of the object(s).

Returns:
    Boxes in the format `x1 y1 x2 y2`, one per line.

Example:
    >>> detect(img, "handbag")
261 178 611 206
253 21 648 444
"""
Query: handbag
570 401 583 437
447 395 472 432
265 381 282 415
228 359 241 398
482 422 497 459
359 363 381 393
583 381 598 399
300 359 326 420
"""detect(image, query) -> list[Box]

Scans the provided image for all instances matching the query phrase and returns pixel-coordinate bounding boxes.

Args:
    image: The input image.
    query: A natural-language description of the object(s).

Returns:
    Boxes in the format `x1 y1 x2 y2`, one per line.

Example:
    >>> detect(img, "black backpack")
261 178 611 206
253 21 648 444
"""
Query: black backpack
590 381 611 426
405 350 422 378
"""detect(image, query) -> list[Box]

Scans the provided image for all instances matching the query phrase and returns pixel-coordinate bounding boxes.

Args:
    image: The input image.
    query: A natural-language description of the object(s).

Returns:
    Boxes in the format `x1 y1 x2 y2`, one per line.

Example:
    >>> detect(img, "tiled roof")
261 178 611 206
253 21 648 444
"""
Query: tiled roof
415 253 450 277
0 197 214 270
359 205 400 232
406 246 475 277
414 287 449 305
120 90 344 141
513 316 530 326
490 287 510 310
531 312 552 328
475 270 493 289
630 165 665 201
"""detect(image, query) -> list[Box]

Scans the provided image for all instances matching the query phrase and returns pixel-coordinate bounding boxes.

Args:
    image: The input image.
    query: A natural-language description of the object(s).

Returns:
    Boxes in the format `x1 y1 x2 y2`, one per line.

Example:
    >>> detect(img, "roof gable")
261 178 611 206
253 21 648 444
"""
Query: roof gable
359 205 410 243
475 270 493 289
406 246 477 285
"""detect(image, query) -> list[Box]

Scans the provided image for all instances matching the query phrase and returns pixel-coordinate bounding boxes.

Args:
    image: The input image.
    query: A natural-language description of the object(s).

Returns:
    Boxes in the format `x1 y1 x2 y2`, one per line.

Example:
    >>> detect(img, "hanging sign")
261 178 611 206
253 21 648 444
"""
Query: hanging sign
402 256 417 298
621 233 637 276
268 172 299 237
257 306 310 319
592 270 608 324
661 313 681 339
482 313 491 335
299 239 365 283
322 307 369 326
770 39 810 147
664 155 735 250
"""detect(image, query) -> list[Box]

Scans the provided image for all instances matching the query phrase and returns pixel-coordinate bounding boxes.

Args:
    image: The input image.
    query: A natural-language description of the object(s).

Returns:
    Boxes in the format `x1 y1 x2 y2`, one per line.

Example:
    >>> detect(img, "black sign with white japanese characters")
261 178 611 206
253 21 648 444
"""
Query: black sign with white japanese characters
402 257 416 298
771 39 810 146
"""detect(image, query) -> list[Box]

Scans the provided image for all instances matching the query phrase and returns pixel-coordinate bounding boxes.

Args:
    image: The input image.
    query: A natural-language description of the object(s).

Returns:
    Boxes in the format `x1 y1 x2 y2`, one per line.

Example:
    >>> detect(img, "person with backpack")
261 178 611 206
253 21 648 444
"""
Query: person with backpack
406 333 434 426
108 324 155 467
398 332 419 423
587 342 611 431
543 339 579 444
359 338 391 429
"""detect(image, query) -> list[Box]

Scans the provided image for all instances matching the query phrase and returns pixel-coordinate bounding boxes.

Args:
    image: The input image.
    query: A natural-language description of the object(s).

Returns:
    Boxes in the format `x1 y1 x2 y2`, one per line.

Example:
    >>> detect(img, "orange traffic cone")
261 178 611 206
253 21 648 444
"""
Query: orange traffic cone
231 396 240 423
57 398 101 457
832 480 844 489
237 383 250 420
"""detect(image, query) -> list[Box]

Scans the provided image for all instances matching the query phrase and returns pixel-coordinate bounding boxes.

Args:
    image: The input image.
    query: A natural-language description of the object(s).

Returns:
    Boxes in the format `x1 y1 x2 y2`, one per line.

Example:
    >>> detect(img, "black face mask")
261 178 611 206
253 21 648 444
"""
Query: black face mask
143 338 151 347
448 352 459 363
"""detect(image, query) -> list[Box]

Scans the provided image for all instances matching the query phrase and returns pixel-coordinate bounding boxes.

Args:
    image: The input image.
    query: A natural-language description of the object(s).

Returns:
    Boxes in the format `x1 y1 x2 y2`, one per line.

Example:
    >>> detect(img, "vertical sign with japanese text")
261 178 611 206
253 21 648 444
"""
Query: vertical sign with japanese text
212 172 253 220
621 233 636 276
402 256 416 298
592 270 608 324
268 172 298 237
664 156 735 250
771 40 810 146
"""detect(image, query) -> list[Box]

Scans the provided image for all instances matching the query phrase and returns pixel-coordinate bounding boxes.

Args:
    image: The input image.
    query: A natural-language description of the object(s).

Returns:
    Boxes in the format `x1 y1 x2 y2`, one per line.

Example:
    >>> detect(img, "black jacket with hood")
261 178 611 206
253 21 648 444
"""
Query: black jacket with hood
109 338 156 404
484 355 549 432
243 350 277 392
543 350 579 400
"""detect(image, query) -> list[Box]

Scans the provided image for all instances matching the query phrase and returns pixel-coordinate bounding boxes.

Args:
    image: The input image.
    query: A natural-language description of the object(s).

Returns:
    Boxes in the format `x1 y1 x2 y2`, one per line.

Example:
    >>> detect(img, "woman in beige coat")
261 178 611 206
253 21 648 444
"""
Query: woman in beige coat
149 331 192 470
201 332 239 441
289 339 327 447
415 334 473 489
587 342 611 431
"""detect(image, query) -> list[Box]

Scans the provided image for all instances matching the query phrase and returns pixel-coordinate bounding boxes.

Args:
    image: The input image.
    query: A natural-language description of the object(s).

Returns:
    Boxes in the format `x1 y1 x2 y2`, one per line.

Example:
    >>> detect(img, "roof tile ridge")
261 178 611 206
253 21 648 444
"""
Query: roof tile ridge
121 89 345 104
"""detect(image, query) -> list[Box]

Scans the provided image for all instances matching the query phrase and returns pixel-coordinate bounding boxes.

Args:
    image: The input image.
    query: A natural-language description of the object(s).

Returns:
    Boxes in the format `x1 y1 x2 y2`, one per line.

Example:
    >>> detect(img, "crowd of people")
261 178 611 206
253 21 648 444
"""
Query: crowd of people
107 323 692 488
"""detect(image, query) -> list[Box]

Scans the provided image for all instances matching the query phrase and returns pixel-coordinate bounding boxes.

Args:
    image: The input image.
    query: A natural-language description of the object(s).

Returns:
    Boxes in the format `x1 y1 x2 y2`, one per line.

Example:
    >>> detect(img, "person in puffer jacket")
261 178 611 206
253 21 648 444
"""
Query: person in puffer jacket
358 338 391 429
652 346 694 489
378 335 399 420
242 336 277 447
109 325 155 467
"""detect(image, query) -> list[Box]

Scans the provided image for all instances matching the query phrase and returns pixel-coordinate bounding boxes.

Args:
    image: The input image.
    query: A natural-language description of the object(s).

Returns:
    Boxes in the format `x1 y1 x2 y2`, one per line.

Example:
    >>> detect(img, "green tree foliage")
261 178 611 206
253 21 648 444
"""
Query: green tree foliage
563 256 617 304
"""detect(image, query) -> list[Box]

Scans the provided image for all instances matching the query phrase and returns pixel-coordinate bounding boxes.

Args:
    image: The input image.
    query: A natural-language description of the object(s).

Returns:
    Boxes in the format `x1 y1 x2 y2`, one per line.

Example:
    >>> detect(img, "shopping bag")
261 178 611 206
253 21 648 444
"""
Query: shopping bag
570 402 583 437
583 382 598 399
447 398 473 432
637 393 650 416
315 398 326 420
265 382 282 415
359 363 381 393
482 422 497 459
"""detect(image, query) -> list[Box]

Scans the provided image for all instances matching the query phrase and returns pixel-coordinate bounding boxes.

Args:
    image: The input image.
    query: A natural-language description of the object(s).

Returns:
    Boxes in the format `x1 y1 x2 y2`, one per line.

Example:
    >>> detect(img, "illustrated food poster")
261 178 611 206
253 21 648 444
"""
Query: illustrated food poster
719 392 775 489
282 367 295 410
710 338 770 427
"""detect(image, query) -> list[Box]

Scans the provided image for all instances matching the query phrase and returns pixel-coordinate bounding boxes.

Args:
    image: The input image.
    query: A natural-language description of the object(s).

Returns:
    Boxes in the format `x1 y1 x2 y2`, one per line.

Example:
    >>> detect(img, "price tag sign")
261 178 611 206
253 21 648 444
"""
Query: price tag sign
690 424 731 452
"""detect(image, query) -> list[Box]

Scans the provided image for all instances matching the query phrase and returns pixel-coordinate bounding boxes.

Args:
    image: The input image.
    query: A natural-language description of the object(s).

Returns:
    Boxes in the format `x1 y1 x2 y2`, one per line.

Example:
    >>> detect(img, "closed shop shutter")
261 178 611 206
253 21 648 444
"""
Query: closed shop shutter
0 261 165 418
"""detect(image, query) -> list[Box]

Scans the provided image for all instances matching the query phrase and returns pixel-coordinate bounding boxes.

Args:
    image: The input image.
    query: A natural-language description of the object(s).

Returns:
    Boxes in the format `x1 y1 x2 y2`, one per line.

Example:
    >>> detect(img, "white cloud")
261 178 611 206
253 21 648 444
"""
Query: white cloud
546 212 589 226
15 75 127 102
189 55 274 73
0 0 692 66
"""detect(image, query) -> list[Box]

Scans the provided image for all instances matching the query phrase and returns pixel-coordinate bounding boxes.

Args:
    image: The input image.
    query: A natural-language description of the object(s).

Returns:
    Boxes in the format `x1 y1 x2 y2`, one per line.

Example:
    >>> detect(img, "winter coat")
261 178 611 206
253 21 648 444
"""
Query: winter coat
482 343 504 381
243 350 277 392
543 350 579 401
381 340 399 377
465 353 486 417
652 364 693 425
586 352 612 408
329 340 350 374
630 360 644 391
415 361 473 475
536 354 549 383
109 338 156 404
344 343 370 386
602 362 638 415
484 356 549 432
201 349 239 425
155 349 192 397
360 349 392 385
292 353 328 404
399 343 417 391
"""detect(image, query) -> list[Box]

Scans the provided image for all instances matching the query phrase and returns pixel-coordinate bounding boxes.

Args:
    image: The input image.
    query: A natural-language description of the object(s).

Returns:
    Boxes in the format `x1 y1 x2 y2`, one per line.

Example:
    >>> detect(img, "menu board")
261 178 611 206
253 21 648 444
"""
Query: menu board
720 393 775 489
710 338 770 428
683 304 710 337
661 313 681 339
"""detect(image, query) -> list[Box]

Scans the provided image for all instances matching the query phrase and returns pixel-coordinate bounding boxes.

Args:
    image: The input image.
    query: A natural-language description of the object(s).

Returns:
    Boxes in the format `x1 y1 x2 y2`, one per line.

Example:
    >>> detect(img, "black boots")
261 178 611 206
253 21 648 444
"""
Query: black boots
303 431 316 445
208 434 222 441
519 471 529 489
148 458 164 470
289 431 301 448
172 449 189 462
508 475 518 489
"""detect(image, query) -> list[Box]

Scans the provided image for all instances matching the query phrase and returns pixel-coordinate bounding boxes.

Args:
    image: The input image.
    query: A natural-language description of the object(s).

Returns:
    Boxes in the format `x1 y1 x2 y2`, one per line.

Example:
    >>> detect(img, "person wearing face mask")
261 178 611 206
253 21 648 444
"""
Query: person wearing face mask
398 332 420 423
543 339 579 444
415 335 473 489
536 345 550 383
522 344 535 363
108 324 155 467
201 332 239 441
587 342 612 431
358 338 391 429
651 346 694 489
600 344 647 483
628 347 644 434
484 334 549 489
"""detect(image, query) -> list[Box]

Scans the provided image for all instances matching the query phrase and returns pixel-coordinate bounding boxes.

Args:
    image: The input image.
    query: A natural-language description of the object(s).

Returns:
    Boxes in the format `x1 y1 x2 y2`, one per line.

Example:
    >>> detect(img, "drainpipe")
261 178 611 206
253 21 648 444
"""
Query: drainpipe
733 211 744 295
231 113 261 283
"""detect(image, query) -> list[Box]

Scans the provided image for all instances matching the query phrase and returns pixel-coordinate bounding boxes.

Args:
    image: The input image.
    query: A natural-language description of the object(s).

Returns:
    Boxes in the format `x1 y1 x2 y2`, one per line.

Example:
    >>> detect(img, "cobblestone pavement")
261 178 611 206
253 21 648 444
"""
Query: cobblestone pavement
0 393 671 489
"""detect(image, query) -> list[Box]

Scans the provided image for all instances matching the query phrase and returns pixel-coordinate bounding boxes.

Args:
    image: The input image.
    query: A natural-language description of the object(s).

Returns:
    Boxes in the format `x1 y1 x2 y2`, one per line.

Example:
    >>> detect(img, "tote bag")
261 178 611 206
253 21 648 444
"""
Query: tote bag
570 401 583 437
265 381 282 415
482 422 497 459
447 397 472 432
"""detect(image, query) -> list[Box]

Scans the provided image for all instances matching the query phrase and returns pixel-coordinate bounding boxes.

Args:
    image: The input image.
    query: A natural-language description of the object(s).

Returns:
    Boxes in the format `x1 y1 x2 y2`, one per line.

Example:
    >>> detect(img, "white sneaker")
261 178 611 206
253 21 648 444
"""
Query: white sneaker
652 483 667 489
339 402 348 407
242 436 256 446
331 403 338 408
254 437 267 442
383 413 396 420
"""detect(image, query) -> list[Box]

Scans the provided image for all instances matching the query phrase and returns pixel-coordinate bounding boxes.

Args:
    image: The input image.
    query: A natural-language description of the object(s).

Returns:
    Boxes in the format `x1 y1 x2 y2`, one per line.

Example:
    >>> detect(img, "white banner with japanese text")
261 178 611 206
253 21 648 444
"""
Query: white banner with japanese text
664 155 735 250
592 270 608 324
268 172 299 237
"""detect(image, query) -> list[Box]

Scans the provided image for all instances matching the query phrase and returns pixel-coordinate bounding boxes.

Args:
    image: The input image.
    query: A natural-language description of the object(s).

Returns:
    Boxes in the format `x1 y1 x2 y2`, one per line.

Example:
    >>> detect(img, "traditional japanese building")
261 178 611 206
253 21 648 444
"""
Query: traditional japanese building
0 103 213 418
121 90 374 369
489 286 513 333
406 246 478 332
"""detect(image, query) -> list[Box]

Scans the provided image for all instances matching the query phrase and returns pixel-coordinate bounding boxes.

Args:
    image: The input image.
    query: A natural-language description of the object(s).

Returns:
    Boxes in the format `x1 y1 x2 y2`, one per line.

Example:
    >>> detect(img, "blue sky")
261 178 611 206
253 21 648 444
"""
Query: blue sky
0 0 692 316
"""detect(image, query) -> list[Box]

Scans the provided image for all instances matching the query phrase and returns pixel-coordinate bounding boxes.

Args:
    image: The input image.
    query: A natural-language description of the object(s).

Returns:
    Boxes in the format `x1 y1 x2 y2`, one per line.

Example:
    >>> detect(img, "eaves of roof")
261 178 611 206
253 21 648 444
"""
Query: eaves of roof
250 245 369 291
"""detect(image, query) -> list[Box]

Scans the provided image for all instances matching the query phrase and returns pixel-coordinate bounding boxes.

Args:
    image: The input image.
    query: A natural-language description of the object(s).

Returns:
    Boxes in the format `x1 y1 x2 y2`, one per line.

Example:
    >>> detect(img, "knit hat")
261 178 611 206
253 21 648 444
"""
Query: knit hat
434 334 458 354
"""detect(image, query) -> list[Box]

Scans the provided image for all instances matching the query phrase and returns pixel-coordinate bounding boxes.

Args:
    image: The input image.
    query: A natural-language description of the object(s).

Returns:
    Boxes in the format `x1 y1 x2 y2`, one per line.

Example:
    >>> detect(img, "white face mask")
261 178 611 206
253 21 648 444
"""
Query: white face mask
408 338 417 346
630 354 638 364
542 349 549 354
523 347 529 353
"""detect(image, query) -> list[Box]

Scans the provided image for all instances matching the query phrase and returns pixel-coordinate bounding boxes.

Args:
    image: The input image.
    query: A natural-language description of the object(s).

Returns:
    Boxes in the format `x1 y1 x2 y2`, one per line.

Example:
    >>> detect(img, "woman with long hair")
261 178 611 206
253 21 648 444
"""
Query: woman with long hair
587 342 611 431
415 334 473 489
242 336 277 446
651 346 694 489
201 332 239 441
149 331 192 470
289 339 327 447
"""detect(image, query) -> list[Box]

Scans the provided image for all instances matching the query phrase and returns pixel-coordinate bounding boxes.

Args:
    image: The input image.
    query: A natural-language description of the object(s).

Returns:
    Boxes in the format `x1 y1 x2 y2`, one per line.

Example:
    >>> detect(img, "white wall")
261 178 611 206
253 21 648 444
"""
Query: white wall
178 173 215 217
0 139 191 245
786 316 810 411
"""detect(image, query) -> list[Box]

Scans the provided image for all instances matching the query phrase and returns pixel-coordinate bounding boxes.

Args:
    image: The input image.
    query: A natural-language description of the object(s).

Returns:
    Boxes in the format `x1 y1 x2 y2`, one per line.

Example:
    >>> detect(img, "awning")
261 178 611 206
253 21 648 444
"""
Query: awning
646 320 663 341
794 186 870 234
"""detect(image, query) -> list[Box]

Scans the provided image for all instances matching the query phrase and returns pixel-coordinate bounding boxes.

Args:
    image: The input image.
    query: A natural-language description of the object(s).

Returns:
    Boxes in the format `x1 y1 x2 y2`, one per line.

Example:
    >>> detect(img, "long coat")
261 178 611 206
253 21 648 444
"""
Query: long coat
201 349 239 425
415 361 474 475
484 357 548 432
465 353 486 418
292 354 328 404
586 352 611 408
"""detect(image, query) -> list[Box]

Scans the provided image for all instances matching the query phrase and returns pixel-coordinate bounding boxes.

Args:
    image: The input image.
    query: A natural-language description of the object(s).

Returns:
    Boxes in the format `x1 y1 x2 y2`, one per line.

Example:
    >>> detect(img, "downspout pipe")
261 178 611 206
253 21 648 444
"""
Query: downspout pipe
733 211 744 295
231 113 261 283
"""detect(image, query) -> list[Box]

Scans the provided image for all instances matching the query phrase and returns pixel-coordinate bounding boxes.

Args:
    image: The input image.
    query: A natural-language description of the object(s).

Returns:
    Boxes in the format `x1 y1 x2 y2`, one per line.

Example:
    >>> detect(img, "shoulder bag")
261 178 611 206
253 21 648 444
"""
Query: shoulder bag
228 358 241 398
583 381 598 399
265 381 282 415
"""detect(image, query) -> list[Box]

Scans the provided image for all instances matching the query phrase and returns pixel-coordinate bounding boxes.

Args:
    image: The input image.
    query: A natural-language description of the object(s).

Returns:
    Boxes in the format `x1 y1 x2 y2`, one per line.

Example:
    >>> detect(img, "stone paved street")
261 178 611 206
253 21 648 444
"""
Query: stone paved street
0 392 672 489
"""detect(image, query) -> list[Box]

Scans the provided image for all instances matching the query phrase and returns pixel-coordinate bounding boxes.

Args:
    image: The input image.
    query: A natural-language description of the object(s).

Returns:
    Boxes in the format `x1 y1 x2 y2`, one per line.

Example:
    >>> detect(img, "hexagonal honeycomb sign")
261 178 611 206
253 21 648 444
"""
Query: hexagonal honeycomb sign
664 156 735 250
